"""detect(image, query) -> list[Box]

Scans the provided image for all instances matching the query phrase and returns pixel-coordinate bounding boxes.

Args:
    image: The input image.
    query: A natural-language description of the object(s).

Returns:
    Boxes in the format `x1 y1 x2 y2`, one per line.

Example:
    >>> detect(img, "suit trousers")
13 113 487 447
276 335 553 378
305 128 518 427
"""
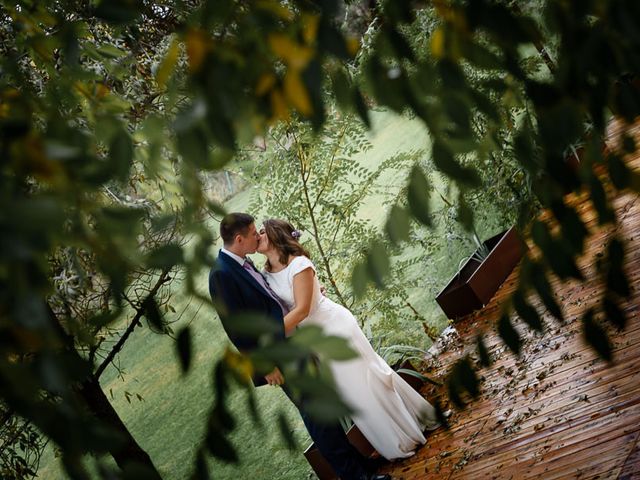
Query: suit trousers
281 385 368 480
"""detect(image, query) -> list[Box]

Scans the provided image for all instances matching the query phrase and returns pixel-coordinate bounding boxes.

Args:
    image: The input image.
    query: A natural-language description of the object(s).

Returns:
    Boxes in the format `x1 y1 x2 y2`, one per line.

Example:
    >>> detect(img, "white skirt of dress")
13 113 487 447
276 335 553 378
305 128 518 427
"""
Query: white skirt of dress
301 298 440 460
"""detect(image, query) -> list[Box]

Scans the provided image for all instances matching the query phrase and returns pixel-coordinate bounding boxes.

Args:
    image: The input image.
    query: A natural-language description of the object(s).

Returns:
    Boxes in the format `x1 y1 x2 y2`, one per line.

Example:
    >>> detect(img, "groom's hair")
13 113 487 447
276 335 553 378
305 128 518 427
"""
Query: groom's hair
220 212 255 245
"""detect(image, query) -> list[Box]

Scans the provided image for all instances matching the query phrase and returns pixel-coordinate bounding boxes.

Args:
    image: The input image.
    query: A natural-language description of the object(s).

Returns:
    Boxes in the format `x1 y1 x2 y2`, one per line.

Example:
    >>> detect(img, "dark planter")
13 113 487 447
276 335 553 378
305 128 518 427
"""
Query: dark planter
435 227 524 320
303 424 375 480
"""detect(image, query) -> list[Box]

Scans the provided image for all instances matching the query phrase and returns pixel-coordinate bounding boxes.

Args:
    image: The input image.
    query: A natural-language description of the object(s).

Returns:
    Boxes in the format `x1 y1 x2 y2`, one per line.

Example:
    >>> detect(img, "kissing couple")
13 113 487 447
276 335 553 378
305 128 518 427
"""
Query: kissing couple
209 213 445 480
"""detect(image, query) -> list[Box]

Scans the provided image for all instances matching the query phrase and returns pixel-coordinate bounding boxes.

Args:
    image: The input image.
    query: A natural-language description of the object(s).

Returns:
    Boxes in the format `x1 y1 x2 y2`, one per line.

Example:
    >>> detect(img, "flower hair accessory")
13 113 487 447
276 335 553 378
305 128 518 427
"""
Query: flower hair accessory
291 229 302 239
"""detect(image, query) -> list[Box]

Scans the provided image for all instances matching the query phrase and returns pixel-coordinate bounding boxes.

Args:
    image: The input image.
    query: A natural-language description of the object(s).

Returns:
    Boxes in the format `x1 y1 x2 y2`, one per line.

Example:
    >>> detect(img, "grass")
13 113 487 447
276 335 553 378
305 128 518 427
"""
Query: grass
36 109 511 480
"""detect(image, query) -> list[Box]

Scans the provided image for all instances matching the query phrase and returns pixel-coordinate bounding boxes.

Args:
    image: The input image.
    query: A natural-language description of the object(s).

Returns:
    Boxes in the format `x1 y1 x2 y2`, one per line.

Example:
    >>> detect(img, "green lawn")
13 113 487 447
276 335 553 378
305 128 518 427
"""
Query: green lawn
36 109 510 479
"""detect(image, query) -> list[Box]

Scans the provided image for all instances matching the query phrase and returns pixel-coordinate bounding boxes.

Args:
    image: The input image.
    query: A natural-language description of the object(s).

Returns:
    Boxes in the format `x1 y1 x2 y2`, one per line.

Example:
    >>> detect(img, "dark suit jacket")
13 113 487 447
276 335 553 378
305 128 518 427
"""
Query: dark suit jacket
208 250 285 386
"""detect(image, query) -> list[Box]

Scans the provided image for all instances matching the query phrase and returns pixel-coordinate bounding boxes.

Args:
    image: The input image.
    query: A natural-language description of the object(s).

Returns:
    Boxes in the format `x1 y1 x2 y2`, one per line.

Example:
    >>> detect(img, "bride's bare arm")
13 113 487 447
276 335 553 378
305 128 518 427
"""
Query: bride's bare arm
284 268 315 334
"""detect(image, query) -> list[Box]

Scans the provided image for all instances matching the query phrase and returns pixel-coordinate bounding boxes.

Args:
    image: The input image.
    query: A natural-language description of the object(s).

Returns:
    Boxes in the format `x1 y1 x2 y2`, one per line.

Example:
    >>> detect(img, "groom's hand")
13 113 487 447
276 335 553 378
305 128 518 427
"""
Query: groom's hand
265 367 284 386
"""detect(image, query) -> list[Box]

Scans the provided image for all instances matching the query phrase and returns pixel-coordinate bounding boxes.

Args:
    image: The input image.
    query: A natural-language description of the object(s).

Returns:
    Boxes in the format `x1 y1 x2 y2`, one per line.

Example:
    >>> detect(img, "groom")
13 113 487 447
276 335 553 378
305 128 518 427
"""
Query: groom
209 212 391 480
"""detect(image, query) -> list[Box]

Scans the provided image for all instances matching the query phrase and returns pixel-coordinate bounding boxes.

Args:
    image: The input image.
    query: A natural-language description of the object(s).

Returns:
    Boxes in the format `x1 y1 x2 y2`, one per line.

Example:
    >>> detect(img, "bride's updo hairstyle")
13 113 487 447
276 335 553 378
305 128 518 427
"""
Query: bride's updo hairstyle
263 219 310 272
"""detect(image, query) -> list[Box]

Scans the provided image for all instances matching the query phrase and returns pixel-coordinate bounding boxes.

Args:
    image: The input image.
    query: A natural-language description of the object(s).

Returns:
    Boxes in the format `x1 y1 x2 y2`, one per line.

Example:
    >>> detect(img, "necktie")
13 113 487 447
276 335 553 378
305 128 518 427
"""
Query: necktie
242 259 289 315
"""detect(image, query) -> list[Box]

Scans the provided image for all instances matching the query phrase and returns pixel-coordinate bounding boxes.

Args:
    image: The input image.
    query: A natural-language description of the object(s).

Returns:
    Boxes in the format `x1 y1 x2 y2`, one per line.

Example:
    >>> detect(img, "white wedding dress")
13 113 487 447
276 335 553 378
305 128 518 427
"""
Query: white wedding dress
264 256 440 460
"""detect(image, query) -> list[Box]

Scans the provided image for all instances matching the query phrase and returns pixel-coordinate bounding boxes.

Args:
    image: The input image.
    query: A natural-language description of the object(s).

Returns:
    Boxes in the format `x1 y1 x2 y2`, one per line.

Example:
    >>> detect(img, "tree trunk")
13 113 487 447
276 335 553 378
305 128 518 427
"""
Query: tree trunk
77 377 163 480
46 304 163 479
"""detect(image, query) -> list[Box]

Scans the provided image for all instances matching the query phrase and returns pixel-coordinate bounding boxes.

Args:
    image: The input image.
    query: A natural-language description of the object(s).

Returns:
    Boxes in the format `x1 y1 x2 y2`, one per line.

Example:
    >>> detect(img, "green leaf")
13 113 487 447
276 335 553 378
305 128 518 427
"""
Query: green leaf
433 398 450 429
514 129 539 174
304 396 353 423
447 376 465 409
351 261 369 299
608 238 625 268
589 174 615 224
606 266 630 298
407 165 432 226
448 356 479 408
205 429 238 463
397 368 442 386
529 262 564 322
96 44 128 59
537 98 584 155
109 128 133 182
432 142 481 188
330 68 352 111
551 201 588 255
463 40 503 70
476 335 492 368
608 153 630 189
622 134 636 154
313 335 359 361
602 296 627 330
122 462 160 480
443 92 472 135
206 201 227 217
145 244 184 269
94 0 142 24
143 297 163 331
177 127 209 168
531 220 584 281
176 327 192 374
246 390 261 425
385 205 411 244
512 290 543 332
194 451 211 480
582 309 612 362
353 88 371 128
363 55 406 113
252 342 310 364
470 89 500 123
385 27 415 61
291 326 358 361
455 356 480 398
457 194 474 232
437 60 467 91
88 310 121 329
277 412 298 451
497 313 521 356
211 403 236 432
225 313 283 337
366 241 390 288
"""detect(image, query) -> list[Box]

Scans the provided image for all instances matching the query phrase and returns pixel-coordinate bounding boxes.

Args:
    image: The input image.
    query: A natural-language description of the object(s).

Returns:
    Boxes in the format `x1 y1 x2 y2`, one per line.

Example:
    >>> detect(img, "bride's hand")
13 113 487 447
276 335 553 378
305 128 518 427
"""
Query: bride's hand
265 367 284 386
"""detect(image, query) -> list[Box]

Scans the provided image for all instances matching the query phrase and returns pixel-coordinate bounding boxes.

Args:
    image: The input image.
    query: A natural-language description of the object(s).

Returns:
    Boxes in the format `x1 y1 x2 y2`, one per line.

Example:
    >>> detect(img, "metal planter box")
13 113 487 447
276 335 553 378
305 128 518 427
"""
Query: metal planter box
435 227 524 320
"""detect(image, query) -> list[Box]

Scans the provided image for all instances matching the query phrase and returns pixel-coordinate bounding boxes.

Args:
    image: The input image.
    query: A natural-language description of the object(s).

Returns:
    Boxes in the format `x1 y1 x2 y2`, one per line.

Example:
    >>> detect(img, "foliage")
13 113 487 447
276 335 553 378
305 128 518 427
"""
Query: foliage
0 402 46 480
247 107 435 348
2 0 640 478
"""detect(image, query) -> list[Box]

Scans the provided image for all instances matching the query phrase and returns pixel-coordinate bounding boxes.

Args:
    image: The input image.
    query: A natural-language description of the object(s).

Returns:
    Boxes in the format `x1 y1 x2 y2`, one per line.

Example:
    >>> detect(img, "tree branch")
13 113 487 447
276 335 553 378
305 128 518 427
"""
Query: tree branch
294 133 349 307
94 268 171 380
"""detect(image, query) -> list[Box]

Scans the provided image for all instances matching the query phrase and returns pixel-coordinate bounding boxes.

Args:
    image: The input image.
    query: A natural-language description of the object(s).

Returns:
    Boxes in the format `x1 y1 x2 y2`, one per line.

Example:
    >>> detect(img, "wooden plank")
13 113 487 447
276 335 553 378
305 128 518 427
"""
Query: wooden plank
380 119 640 480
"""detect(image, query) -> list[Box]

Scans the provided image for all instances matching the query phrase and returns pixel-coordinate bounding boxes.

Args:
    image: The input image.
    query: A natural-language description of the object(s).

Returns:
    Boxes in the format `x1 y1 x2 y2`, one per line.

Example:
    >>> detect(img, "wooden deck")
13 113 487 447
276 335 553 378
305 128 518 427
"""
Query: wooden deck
381 121 640 480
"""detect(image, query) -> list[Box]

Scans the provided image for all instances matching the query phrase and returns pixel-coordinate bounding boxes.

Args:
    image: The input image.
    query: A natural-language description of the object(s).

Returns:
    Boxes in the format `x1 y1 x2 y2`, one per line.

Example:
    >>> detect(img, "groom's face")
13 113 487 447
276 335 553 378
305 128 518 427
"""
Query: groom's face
238 222 260 255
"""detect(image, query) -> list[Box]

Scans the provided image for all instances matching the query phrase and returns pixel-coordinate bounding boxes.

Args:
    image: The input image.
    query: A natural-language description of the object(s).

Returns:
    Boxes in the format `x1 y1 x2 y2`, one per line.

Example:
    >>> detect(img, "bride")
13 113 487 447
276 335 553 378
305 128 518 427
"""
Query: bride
257 218 442 460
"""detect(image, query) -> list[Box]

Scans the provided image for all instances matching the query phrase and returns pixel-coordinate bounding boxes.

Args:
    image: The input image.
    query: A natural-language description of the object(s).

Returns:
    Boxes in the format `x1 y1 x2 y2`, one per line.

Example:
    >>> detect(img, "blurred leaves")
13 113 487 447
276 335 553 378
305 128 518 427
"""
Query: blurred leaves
447 356 480 409
385 205 411 245
476 335 492 368
290 326 358 361
176 327 192 374
3 0 640 475
407 165 432 227
582 309 613 362
498 313 521 356
276 412 298 451
512 290 543 332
